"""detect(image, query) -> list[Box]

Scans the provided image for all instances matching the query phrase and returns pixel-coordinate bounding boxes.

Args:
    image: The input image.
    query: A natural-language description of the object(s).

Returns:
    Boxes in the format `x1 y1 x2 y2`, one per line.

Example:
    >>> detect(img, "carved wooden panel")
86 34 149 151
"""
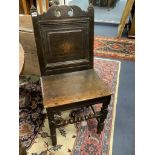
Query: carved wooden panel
39 5 89 18
31 5 94 75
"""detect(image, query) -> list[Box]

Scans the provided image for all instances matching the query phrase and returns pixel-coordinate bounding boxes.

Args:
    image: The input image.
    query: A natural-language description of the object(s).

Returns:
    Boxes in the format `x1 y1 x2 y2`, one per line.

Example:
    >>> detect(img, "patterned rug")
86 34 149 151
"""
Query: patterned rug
94 36 135 61
19 76 45 149
19 57 121 155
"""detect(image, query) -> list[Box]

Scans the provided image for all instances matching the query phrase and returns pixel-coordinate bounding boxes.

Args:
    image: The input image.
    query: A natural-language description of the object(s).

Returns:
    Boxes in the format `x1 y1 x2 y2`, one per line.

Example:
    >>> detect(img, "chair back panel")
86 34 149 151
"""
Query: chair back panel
31 5 94 75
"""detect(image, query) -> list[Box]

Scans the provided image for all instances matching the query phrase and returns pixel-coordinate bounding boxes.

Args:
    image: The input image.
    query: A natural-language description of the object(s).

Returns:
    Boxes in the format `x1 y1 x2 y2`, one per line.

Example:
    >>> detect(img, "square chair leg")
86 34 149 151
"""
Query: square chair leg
47 112 57 146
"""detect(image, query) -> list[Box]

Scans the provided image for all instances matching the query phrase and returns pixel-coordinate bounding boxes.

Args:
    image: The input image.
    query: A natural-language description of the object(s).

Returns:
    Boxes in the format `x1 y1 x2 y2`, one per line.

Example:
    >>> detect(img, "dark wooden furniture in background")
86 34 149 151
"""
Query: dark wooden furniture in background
31 4 111 146
92 0 118 8
20 0 62 15
20 0 49 14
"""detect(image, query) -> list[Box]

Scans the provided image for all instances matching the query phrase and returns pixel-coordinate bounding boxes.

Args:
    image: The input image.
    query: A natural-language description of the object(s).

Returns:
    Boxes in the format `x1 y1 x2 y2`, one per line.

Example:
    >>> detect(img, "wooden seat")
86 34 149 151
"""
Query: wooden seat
41 69 111 108
31 3 112 146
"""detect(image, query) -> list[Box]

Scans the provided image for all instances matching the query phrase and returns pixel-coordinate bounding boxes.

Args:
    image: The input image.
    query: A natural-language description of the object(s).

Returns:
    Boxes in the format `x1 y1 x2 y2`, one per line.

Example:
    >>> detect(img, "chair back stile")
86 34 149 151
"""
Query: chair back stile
30 4 94 76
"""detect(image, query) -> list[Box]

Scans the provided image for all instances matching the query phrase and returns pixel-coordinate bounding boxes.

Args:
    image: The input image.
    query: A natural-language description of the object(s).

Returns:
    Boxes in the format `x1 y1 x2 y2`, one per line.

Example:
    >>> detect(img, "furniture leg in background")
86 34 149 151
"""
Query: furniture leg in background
21 0 30 14
117 0 134 38
20 0 50 15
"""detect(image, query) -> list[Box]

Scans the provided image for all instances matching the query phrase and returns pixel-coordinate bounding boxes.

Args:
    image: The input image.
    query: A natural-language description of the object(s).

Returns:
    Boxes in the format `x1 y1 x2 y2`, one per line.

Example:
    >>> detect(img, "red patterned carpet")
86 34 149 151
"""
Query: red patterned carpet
72 58 120 155
94 36 135 61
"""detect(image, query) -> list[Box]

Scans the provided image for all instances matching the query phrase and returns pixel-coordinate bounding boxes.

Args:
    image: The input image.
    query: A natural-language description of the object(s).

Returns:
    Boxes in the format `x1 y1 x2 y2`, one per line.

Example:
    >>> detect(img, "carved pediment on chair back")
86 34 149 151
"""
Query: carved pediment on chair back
31 4 94 76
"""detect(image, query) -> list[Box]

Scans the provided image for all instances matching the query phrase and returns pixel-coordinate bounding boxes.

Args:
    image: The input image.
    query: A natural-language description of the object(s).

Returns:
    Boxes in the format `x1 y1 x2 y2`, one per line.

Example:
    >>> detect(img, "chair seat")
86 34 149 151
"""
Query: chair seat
41 69 111 108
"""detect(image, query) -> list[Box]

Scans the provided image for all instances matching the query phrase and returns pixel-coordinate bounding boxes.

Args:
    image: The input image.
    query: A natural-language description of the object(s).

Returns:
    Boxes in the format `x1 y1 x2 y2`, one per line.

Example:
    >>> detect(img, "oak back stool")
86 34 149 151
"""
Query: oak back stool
30 4 112 146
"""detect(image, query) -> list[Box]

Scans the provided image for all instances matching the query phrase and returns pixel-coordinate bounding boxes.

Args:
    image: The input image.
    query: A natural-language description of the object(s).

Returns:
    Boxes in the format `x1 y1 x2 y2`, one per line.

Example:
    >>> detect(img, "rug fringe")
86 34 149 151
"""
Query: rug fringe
94 57 122 155
109 60 121 155
94 57 122 64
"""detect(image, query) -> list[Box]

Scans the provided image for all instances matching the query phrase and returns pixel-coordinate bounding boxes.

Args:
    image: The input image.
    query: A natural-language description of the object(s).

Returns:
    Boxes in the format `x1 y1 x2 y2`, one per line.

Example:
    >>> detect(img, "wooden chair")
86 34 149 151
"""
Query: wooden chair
30 4 112 146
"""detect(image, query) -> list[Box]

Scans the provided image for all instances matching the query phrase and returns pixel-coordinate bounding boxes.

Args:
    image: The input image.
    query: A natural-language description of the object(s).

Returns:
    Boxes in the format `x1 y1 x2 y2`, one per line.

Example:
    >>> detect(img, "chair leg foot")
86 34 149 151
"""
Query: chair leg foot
50 127 57 146
97 105 109 134
97 120 104 134
48 112 57 146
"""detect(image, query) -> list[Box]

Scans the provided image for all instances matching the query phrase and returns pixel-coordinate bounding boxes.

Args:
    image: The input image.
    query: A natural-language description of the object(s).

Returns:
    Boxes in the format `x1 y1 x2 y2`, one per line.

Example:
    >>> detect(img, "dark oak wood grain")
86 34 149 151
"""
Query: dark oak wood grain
31 4 94 75
41 69 111 108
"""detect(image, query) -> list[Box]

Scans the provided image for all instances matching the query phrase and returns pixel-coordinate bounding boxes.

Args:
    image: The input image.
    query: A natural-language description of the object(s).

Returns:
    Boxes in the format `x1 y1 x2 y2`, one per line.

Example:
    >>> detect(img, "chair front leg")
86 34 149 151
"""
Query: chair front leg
97 107 108 134
97 97 111 134
47 111 57 146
